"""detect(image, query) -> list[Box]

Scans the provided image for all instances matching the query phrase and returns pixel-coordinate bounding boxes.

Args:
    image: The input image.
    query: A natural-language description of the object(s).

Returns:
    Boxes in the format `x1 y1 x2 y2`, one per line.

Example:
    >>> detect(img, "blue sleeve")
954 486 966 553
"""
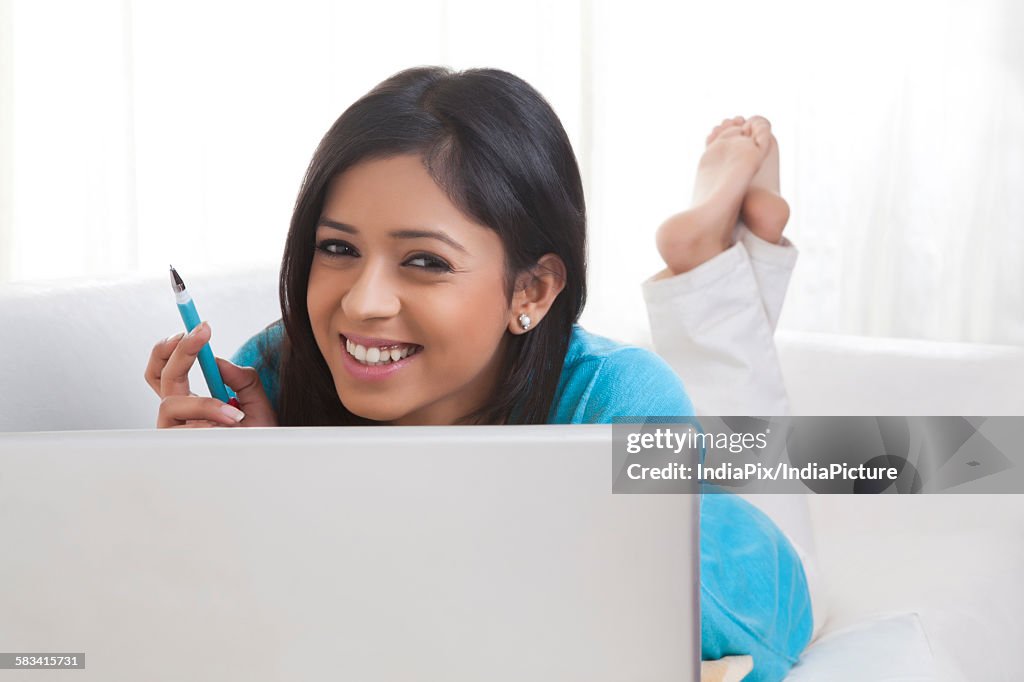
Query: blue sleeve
229 321 284 411
578 347 695 423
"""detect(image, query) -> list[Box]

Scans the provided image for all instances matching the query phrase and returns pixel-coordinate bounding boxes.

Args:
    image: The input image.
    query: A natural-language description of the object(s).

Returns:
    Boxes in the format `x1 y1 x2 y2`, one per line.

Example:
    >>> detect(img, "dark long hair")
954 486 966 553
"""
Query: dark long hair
274 66 587 425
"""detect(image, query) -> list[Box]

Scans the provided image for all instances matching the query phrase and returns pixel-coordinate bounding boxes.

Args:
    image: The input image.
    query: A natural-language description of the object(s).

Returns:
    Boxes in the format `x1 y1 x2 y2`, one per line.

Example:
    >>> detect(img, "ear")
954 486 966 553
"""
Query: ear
507 253 567 335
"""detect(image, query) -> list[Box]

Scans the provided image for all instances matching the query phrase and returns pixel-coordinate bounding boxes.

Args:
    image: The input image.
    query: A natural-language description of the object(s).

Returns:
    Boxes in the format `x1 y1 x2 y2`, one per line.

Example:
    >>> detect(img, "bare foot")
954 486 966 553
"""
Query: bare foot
739 116 790 244
656 116 771 274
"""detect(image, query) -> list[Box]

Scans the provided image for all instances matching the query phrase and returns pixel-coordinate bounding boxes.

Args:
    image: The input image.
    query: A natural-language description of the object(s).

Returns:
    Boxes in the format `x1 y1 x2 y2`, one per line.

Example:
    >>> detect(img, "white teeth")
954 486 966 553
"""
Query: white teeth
344 339 419 366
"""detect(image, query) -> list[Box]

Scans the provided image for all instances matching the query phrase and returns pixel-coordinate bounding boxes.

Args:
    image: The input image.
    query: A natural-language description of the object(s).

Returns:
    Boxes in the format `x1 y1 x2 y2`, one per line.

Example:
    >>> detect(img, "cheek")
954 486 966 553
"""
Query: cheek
419 280 510 359
306 267 341 342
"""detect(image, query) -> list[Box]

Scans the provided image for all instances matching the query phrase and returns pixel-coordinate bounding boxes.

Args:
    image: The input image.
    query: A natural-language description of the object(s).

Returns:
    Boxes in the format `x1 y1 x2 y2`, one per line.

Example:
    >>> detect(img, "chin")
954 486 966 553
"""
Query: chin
338 396 412 424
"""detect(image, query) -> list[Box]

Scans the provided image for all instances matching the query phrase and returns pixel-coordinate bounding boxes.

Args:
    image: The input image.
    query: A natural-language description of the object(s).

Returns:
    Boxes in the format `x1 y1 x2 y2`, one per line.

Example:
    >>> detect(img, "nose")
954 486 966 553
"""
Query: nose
341 261 402 321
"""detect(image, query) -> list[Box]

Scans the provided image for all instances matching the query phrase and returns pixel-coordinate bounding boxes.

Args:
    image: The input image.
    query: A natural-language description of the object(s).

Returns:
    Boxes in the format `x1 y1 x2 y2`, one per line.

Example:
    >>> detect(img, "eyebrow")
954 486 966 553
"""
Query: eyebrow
317 219 467 253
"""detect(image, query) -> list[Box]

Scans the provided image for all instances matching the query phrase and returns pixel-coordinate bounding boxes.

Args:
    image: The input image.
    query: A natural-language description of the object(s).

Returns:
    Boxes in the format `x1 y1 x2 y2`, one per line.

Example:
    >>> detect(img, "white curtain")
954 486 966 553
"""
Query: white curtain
3 0 1022 346
581 0 1024 347
1 0 584 280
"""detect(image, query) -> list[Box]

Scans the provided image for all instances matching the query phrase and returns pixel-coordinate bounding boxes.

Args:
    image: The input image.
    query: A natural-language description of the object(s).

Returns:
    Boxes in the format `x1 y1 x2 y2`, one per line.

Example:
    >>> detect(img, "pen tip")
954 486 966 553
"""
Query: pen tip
169 265 185 292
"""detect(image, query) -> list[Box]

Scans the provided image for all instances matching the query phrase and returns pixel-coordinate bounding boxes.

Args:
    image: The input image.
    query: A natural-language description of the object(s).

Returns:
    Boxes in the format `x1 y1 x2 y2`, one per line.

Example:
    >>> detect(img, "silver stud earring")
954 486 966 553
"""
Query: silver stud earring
518 313 532 331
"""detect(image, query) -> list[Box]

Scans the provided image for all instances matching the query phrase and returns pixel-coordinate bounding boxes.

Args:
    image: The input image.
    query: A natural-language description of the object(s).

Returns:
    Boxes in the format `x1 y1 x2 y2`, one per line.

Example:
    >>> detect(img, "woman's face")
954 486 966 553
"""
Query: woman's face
307 154 514 425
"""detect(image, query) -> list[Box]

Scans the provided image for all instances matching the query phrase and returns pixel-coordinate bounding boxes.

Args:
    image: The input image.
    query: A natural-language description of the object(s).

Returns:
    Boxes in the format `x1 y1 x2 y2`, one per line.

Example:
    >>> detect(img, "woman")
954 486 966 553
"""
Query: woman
146 66 811 680
153 67 689 428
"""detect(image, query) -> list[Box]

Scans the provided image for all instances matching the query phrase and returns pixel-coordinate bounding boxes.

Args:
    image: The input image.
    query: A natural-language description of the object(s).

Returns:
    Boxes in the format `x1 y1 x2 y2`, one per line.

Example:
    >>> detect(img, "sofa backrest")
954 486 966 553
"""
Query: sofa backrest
777 330 1024 415
0 268 280 432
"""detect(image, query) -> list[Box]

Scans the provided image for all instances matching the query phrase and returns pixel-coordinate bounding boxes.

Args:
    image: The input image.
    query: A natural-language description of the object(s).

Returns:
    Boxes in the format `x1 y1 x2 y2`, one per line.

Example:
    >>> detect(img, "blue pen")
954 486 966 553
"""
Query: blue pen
169 265 238 407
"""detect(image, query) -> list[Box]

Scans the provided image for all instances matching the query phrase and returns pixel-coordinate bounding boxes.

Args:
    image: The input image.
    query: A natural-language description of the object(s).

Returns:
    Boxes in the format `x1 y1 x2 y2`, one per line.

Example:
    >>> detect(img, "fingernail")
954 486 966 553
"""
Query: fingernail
219 404 245 423
188 321 206 337
165 331 185 344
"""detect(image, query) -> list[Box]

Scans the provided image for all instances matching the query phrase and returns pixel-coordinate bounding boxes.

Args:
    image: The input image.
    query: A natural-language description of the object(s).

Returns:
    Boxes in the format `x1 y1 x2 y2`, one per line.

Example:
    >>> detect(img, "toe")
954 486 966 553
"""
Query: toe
747 115 772 138
745 116 773 148
708 116 746 145
708 120 735 145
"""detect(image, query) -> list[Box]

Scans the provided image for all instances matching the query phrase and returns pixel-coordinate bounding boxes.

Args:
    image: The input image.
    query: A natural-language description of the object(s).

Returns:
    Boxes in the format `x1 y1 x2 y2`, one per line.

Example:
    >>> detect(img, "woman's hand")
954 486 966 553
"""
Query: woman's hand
145 321 279 428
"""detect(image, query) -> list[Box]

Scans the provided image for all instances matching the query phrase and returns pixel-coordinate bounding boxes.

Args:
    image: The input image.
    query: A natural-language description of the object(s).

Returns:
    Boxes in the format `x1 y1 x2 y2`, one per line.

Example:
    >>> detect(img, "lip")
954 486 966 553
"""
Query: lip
338 334 421 382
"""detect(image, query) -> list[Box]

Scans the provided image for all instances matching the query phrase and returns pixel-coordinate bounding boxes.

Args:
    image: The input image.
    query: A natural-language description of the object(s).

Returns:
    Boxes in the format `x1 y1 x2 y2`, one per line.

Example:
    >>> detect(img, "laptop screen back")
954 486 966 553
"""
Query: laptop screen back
0 425 699 681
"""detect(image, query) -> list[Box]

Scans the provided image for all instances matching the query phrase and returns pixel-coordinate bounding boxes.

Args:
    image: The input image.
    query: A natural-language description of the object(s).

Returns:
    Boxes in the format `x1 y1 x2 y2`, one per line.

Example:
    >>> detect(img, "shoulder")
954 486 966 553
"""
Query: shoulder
550 326 694 424
231 320 284 367
230 320 285 407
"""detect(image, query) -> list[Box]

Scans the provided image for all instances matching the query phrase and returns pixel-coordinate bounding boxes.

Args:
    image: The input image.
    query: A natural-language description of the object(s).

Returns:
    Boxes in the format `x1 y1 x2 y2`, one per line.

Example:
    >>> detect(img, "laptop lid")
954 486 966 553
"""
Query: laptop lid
0 425 699 681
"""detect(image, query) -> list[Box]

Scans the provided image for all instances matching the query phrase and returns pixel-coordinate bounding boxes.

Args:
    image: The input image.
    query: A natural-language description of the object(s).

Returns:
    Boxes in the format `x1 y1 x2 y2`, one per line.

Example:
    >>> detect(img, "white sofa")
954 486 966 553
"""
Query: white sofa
2 268 1022 681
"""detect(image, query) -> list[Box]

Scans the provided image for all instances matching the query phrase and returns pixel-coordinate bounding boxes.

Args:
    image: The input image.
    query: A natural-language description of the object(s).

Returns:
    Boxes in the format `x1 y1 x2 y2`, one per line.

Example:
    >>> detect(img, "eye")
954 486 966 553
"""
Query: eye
315 239 358 258
404 253 453 273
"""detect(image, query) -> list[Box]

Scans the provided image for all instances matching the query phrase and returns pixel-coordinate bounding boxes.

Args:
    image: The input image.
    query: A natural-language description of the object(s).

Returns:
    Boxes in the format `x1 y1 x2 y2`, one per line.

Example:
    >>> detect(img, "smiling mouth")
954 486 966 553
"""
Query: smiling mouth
343 337 423 367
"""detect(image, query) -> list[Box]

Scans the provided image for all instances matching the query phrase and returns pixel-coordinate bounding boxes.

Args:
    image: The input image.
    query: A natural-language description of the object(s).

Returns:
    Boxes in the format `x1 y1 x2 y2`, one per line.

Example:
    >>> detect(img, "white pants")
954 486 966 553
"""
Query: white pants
642 225 827 639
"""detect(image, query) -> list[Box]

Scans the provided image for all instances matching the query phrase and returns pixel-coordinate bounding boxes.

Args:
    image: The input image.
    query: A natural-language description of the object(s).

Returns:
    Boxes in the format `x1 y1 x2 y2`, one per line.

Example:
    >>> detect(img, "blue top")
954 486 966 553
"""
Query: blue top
231 320 812 680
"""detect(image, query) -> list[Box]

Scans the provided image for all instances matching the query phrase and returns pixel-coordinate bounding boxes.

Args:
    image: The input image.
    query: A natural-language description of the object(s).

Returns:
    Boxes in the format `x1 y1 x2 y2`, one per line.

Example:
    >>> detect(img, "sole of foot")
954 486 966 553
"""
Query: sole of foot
656 116 771 274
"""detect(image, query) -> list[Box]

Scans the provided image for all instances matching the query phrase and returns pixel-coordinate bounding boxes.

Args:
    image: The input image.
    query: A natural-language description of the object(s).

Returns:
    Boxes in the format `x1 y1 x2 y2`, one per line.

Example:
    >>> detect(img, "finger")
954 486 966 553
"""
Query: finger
145 332 186 395
157 394 245 428
159 321 212 398
185 419 222 427
217 358 278 425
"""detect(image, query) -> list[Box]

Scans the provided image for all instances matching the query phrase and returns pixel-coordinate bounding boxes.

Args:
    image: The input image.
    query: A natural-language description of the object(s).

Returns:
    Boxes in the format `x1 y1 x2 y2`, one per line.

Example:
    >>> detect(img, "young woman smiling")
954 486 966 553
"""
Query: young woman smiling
151 67 690 428
145 67 811 680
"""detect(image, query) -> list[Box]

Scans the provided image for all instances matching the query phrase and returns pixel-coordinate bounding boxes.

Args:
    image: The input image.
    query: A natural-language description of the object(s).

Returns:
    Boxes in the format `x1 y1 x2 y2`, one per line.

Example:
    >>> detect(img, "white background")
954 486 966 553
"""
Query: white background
2 0 1021 346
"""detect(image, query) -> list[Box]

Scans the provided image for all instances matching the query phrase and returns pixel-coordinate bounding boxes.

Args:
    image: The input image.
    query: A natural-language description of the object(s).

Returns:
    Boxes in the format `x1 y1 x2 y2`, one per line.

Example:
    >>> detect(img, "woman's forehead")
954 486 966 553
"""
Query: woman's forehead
320 154 493 243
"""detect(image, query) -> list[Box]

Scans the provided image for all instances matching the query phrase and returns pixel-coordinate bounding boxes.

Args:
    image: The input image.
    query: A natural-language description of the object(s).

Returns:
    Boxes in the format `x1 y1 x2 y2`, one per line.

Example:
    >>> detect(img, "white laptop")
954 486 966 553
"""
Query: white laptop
0 425 699 681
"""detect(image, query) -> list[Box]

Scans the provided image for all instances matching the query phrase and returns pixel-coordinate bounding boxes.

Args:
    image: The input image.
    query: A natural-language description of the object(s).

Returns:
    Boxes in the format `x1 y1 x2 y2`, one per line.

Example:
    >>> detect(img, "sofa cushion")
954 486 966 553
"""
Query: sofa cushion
784 612 937 681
